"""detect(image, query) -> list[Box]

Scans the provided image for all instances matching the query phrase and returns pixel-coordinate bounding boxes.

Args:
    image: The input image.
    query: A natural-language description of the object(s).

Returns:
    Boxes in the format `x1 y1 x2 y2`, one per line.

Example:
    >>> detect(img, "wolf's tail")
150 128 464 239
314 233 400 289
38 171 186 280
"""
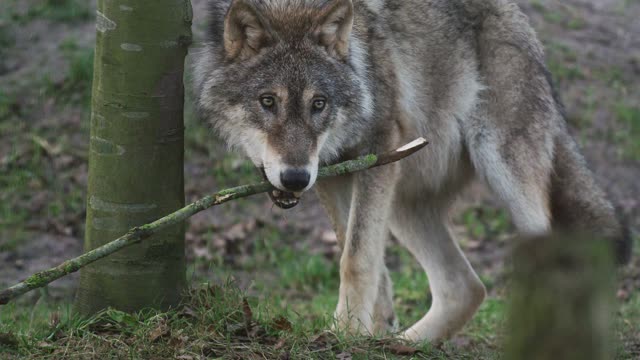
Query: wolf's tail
550 133 632 264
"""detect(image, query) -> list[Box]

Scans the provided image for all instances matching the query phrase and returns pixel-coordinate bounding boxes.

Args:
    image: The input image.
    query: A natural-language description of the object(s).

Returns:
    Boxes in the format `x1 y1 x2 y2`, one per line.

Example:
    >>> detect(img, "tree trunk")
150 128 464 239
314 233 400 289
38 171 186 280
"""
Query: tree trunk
75 0 192 314
505 234 616 360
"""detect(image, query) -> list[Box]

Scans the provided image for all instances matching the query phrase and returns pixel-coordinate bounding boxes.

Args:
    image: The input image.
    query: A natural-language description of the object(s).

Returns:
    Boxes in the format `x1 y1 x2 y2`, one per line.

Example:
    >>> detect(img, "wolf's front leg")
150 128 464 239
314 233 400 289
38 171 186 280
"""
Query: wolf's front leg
334 166 396 335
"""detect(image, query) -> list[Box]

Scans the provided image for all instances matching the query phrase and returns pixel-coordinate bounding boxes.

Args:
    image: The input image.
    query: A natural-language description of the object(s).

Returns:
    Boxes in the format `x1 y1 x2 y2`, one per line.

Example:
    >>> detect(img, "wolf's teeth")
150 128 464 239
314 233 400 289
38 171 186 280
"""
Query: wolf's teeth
272 190 281 197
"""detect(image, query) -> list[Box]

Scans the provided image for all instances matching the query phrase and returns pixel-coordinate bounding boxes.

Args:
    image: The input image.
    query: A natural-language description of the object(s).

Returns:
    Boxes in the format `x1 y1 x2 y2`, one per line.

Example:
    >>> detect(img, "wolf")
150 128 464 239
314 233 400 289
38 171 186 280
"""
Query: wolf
193 0 632 342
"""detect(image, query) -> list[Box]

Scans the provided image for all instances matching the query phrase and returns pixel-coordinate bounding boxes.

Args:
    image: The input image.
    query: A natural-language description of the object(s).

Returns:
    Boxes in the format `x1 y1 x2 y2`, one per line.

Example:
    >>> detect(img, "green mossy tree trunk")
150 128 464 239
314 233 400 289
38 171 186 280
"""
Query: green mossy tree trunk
75 0 192 314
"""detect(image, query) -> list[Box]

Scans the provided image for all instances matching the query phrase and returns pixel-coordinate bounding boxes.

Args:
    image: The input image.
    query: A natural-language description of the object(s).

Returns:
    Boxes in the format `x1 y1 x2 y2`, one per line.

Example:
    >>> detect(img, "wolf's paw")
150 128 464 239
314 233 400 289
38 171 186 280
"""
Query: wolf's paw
398 329 421 342
373 312 399 336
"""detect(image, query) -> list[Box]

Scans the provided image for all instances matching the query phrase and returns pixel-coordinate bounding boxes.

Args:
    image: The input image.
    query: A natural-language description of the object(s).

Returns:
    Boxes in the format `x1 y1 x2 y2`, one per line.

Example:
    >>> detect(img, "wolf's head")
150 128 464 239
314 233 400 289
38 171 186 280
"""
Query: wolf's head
194 0 371 204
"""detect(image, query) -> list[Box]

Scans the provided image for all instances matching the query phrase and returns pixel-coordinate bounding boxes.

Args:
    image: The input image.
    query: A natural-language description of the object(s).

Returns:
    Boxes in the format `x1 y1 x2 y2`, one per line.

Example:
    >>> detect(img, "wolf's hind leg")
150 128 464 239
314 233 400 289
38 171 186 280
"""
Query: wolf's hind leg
468 135 553 236
390 208 486 342
473 4 629 260
470 6 558 236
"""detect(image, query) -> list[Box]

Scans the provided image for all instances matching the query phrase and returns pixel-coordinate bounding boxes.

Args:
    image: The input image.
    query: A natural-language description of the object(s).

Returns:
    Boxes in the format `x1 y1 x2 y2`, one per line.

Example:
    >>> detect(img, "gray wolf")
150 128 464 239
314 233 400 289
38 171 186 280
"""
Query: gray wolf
193 0 631 342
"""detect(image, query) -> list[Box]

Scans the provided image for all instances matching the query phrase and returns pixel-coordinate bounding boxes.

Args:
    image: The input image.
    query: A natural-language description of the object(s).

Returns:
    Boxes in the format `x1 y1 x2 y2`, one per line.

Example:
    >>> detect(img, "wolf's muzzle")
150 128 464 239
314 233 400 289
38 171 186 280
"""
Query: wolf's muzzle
280 168 310 191
259 167 301 209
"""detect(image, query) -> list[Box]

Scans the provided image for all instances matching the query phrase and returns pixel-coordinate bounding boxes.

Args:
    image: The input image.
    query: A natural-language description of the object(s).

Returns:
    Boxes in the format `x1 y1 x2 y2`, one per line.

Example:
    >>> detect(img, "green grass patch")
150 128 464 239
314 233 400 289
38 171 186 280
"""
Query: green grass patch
613 103 640 160
0 231 21 252
0 128 86 232
547 59 585 83
571 86 598 129
0 283 459 359
388 245 431 326
211 154 260 188
530 0 546 13
1 239 637 358
40 39 94 106
0 22 15 55
25 0 92 23
532 4 585 31
546 42 585 84
614 290 640 359
592 65 628 87
0 294 73 341
0 90 18 121
543 11 564 24
566 17 586 30
0 140 44 229
465 299 505 346
458 206 512 241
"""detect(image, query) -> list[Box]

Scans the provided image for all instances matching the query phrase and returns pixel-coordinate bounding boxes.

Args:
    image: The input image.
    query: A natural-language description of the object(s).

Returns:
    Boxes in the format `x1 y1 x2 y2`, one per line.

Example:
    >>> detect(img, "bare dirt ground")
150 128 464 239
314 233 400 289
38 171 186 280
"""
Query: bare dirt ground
0 0 638 346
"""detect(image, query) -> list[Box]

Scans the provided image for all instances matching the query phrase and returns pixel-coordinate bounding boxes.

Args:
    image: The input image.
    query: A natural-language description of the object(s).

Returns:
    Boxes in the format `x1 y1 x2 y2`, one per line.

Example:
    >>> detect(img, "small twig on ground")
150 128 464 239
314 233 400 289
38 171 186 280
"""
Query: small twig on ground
0 138 428 305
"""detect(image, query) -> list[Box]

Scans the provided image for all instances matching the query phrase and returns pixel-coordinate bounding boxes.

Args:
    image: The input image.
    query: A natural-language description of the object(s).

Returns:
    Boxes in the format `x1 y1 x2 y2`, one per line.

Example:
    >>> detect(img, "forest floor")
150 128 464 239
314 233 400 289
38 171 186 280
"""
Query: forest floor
0 0 639 358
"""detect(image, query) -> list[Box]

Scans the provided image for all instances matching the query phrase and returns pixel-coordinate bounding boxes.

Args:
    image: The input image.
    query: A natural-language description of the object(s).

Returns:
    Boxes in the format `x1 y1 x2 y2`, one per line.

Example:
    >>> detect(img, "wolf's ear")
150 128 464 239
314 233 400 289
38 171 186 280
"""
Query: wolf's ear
224 0 270 60
315 0 354 61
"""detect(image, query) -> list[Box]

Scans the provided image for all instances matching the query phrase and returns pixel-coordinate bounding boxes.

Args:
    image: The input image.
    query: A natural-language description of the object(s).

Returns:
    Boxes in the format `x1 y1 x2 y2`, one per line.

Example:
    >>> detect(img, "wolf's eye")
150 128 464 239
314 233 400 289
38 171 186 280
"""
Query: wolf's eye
312 99 326 112
260 96 275 109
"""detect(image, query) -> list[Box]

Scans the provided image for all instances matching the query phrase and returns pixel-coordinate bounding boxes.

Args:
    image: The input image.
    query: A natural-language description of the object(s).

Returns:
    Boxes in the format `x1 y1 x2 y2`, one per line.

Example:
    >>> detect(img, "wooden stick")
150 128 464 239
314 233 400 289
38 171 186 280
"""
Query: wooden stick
0 138 428 305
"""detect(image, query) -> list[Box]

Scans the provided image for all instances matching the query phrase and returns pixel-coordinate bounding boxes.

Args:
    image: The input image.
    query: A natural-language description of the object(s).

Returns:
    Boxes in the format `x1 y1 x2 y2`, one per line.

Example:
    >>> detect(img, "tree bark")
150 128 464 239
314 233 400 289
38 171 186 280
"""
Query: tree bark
74 0 193 314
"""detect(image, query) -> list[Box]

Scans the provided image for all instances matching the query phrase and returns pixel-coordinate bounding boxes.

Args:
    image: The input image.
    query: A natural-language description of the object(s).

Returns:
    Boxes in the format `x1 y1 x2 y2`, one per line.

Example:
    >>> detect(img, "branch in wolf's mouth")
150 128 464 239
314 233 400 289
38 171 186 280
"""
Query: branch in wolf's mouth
0 138 428 305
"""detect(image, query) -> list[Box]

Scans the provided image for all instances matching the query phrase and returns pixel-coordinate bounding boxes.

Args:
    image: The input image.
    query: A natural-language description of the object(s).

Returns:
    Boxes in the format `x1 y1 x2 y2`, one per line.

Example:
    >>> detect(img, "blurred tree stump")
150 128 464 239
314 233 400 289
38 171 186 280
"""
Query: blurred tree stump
506 233 616 360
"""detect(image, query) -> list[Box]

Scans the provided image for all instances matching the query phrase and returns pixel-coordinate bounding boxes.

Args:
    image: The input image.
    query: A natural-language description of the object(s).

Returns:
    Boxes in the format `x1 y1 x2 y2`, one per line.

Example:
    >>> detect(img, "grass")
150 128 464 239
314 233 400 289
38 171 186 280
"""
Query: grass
0 0 91 24
0 118 87 249
546 42 585 84
530 0 546 13
211 155 259 189
616 0 637 15
0 136 44 229
566 17 586 30
0 34 92 232
0 20 15 80
613 103 640 160
458 206 512 242
529 1 586 30
40 38 94 107
2 272 636 359
23 0 92 24
0 90 17 122
0 217 508 358
617 291 640 359
0 21 15 54
0 284 409 359
3 228 638 358
0 279 487 359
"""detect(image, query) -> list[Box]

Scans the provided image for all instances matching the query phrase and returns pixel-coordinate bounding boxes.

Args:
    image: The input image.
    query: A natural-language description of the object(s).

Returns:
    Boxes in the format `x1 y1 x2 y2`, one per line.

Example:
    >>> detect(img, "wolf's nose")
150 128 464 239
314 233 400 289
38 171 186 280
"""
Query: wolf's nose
280 169 310 191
